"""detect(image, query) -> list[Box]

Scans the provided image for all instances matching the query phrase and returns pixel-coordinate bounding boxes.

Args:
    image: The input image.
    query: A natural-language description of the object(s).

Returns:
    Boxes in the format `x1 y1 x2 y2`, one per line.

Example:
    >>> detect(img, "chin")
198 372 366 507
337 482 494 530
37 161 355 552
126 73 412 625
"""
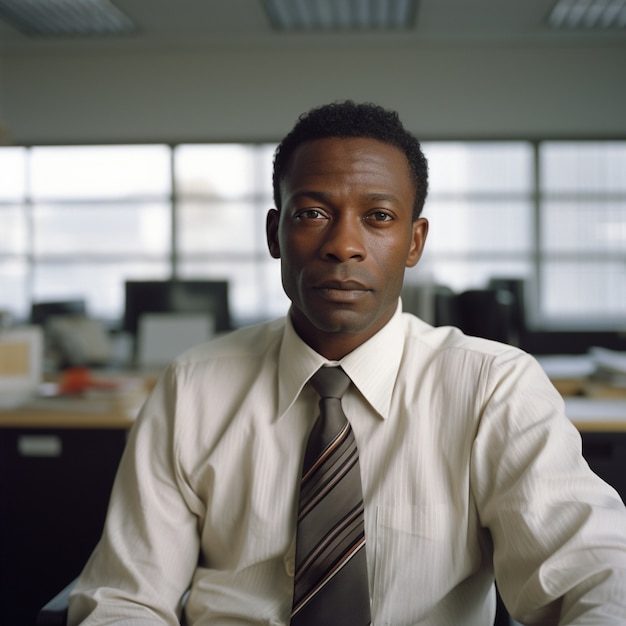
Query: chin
311 310 375 335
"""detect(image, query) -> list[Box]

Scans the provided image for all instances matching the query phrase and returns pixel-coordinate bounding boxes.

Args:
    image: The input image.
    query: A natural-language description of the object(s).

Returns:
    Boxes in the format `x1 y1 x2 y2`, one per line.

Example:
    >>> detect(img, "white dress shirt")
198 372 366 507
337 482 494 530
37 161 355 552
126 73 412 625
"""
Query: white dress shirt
69 303 626 625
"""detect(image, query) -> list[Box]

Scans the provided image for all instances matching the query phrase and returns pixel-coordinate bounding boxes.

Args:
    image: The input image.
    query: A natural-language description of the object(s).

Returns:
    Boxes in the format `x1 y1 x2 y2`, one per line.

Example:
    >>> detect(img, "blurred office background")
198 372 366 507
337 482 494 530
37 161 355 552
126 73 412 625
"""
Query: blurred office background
0 0 625 367
0 2 625 624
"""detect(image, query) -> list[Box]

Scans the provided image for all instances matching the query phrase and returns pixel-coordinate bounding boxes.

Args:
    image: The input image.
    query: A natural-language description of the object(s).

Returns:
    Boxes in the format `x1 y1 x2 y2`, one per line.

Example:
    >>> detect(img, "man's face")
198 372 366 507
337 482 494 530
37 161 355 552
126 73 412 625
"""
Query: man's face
266 136 428 359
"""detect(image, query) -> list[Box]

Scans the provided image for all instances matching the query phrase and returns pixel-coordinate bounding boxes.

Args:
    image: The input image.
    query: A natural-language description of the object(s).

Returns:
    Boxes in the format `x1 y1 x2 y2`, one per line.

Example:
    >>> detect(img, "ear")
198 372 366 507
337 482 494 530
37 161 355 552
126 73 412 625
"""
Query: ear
266 209 281 259
405 217 429 268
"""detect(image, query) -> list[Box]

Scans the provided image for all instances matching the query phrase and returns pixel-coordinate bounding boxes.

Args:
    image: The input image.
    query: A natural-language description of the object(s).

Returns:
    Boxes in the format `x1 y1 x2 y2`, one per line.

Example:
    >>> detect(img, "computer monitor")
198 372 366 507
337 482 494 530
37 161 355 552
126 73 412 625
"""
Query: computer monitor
30 299 86 327
123 280 232 337
0 326 43 408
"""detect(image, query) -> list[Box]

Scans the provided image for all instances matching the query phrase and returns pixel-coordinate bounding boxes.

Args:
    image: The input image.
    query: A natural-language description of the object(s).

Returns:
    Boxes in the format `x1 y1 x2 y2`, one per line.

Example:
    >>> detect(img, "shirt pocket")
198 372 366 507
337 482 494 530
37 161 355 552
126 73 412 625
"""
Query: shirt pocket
371 504 455 625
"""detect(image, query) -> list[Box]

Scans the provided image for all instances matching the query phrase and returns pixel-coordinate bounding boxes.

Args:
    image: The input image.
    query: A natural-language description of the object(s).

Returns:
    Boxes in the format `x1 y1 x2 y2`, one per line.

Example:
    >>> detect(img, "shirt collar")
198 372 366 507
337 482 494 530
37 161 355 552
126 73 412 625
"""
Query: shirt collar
277 300 405 420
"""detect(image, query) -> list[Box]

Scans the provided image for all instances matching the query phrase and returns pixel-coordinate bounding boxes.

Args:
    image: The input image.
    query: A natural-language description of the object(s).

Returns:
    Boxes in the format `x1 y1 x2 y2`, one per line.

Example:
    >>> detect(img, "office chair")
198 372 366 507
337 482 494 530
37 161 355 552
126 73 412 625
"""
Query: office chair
37 580 75 626
455 288 515 345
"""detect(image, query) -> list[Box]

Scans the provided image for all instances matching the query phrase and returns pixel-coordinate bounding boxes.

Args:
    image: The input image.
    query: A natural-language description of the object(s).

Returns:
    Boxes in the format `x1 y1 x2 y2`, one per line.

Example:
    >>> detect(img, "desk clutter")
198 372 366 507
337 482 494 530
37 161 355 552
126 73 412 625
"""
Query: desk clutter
0 281 234 417
0 325 43 409
537 347 626 399
22 367 151 420
0 319 151 422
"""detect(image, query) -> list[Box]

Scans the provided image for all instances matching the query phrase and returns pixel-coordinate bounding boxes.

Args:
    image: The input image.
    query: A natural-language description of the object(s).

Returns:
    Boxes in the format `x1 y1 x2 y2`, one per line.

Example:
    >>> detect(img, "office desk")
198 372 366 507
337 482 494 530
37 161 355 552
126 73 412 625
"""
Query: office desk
0 404 135 430
565 397 626 432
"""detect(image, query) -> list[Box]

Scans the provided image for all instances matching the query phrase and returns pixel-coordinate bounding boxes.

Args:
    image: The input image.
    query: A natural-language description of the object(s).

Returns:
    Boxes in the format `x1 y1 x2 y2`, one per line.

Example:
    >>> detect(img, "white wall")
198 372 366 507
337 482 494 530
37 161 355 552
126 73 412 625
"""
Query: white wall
2 40 626 144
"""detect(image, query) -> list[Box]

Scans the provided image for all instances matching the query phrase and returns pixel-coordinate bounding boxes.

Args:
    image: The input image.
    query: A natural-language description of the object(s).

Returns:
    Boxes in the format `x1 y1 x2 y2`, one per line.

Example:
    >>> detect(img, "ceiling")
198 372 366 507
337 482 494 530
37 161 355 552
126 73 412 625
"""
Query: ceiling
0 0 624 54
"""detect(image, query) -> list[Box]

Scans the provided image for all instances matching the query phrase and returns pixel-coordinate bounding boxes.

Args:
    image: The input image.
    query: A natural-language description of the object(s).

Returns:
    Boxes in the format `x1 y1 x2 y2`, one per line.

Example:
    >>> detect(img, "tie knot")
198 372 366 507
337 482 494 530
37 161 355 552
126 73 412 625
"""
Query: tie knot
310 366 351 400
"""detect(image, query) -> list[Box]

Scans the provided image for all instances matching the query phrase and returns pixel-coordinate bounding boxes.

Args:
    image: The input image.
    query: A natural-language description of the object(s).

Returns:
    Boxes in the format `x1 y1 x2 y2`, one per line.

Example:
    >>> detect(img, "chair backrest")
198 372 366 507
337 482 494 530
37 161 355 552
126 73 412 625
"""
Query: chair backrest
36 580 74 626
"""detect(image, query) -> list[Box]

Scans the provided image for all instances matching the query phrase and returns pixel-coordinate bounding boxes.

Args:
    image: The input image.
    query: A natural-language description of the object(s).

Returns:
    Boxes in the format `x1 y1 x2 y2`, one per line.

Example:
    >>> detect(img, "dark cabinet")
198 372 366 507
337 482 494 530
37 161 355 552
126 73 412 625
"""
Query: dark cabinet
0 427 127 626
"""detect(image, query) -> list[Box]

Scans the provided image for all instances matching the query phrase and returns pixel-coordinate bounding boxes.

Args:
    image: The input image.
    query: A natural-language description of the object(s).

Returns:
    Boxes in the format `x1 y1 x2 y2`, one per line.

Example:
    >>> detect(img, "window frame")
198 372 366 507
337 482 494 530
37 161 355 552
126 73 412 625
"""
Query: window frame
1 139 624 331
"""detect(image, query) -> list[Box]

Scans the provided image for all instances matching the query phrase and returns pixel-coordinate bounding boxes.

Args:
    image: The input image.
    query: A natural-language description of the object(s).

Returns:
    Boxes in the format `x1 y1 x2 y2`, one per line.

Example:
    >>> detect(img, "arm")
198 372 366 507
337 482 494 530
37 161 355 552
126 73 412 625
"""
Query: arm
68 367 201 625
472 352 626 625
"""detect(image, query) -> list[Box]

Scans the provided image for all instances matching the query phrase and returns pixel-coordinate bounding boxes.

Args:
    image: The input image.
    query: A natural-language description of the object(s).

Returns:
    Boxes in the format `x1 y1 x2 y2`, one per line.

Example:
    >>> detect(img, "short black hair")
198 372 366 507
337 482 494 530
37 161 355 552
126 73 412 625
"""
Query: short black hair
272 100 428 220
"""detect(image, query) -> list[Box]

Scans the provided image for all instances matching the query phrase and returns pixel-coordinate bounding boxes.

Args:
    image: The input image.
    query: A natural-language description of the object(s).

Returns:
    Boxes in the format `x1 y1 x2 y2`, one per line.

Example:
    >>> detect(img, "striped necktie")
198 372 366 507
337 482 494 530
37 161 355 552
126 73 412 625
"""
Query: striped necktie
291 366 371 625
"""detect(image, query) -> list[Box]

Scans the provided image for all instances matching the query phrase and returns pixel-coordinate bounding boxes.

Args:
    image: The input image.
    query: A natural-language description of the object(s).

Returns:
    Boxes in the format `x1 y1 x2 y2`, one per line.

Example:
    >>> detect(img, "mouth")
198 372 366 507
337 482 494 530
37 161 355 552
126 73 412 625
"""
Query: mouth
314 280 371 301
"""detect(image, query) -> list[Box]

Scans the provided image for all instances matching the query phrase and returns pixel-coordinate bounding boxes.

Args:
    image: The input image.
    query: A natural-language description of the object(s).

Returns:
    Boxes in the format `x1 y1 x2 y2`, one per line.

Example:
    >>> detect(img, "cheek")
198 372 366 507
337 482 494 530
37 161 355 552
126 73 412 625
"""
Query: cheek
279 240 302 271
373 238 412 273
279 249 304 293
280 231 319 270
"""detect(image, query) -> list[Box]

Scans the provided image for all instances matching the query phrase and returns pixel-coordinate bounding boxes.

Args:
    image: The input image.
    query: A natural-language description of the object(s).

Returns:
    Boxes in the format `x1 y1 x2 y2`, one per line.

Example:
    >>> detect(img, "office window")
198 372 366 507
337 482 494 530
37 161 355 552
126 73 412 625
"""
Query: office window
32 261 170 320
174 144 286 322
30 145 172 314
0 147 27 200
417 142 534 291
424 199 532 254
540 142 626 326
1 141 624 330
426 142 532 193
0 148 29 316
0 260 29 319
1 145 172 319
32 204 170 255
0 206 27 254
30 145 171 199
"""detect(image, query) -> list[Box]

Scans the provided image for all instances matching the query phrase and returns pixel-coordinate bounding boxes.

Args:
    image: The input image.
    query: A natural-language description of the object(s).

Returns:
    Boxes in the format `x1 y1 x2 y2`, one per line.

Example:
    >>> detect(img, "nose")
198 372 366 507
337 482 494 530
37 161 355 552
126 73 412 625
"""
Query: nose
319 214 365 262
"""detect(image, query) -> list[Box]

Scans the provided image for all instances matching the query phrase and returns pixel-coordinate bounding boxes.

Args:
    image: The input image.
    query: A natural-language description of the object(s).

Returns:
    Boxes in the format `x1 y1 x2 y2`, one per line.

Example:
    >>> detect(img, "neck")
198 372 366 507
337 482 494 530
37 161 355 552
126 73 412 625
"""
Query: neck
289 307 396 361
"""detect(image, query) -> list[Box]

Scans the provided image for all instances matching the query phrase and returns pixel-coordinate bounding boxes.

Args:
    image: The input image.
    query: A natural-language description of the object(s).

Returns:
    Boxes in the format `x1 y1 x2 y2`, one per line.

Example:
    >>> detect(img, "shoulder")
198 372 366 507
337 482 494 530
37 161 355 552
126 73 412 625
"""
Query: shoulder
155 318 286 396
401 311 524 359
173 317 286 367
139 318 286 435
399 312 545 391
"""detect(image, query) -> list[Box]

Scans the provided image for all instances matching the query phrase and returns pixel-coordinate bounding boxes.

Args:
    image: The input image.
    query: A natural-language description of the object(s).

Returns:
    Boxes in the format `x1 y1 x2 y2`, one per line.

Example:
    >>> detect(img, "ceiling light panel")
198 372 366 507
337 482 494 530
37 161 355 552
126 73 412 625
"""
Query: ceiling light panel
263 0 417 31
548 0 626 28
0 0 136 36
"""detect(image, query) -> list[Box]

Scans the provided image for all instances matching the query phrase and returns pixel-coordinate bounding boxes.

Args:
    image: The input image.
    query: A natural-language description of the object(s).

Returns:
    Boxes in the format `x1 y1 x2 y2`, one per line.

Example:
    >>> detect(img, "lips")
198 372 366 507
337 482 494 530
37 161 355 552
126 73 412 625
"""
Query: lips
315 279 370 291
313 278 372 303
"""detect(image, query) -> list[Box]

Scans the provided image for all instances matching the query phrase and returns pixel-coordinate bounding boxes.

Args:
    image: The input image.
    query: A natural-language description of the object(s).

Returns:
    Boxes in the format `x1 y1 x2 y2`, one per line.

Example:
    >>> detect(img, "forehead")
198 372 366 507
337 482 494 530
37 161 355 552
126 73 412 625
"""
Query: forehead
282 136 414 193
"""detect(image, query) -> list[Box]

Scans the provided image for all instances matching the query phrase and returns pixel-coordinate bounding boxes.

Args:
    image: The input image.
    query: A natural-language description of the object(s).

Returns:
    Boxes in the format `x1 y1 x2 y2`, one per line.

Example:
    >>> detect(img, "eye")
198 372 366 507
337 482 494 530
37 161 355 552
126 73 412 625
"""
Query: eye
296 208 327 220
367 210 393 222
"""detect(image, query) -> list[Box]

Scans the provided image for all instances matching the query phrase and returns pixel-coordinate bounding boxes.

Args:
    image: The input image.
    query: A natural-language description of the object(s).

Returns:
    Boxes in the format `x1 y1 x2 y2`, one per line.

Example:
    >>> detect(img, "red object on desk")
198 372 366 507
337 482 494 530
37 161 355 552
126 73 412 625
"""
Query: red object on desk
58 367 119 395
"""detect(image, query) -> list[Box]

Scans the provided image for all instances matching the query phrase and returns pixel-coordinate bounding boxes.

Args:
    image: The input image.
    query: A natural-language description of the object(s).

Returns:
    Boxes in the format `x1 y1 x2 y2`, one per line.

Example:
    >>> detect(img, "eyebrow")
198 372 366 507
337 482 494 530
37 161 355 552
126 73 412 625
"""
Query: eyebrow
290 190 332 203
363 192 400 204
289 190 401 204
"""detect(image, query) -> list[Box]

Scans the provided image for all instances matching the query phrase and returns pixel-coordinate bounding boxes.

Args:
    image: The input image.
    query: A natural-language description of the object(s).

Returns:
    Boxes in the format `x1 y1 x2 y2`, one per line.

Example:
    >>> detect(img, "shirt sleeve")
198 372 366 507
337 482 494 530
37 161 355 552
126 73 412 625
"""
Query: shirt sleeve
68 366 200 625
471 350 626 625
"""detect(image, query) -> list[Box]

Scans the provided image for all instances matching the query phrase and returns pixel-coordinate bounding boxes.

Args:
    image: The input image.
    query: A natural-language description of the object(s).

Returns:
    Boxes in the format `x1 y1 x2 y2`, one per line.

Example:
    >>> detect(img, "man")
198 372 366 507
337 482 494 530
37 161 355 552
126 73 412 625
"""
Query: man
69 101 626 625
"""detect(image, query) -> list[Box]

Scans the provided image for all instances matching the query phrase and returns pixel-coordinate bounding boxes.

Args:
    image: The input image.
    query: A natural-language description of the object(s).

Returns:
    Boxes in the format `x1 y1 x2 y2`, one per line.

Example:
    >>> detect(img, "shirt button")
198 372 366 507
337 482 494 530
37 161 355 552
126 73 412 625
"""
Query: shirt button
284 556 295 577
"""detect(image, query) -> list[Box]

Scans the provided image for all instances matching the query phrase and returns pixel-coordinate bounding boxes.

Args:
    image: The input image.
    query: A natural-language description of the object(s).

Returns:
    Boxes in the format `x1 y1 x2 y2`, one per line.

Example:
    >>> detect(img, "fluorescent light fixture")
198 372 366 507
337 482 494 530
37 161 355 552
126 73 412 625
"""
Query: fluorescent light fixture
263 0 417 31
548 0 626 28
0 0 136 36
